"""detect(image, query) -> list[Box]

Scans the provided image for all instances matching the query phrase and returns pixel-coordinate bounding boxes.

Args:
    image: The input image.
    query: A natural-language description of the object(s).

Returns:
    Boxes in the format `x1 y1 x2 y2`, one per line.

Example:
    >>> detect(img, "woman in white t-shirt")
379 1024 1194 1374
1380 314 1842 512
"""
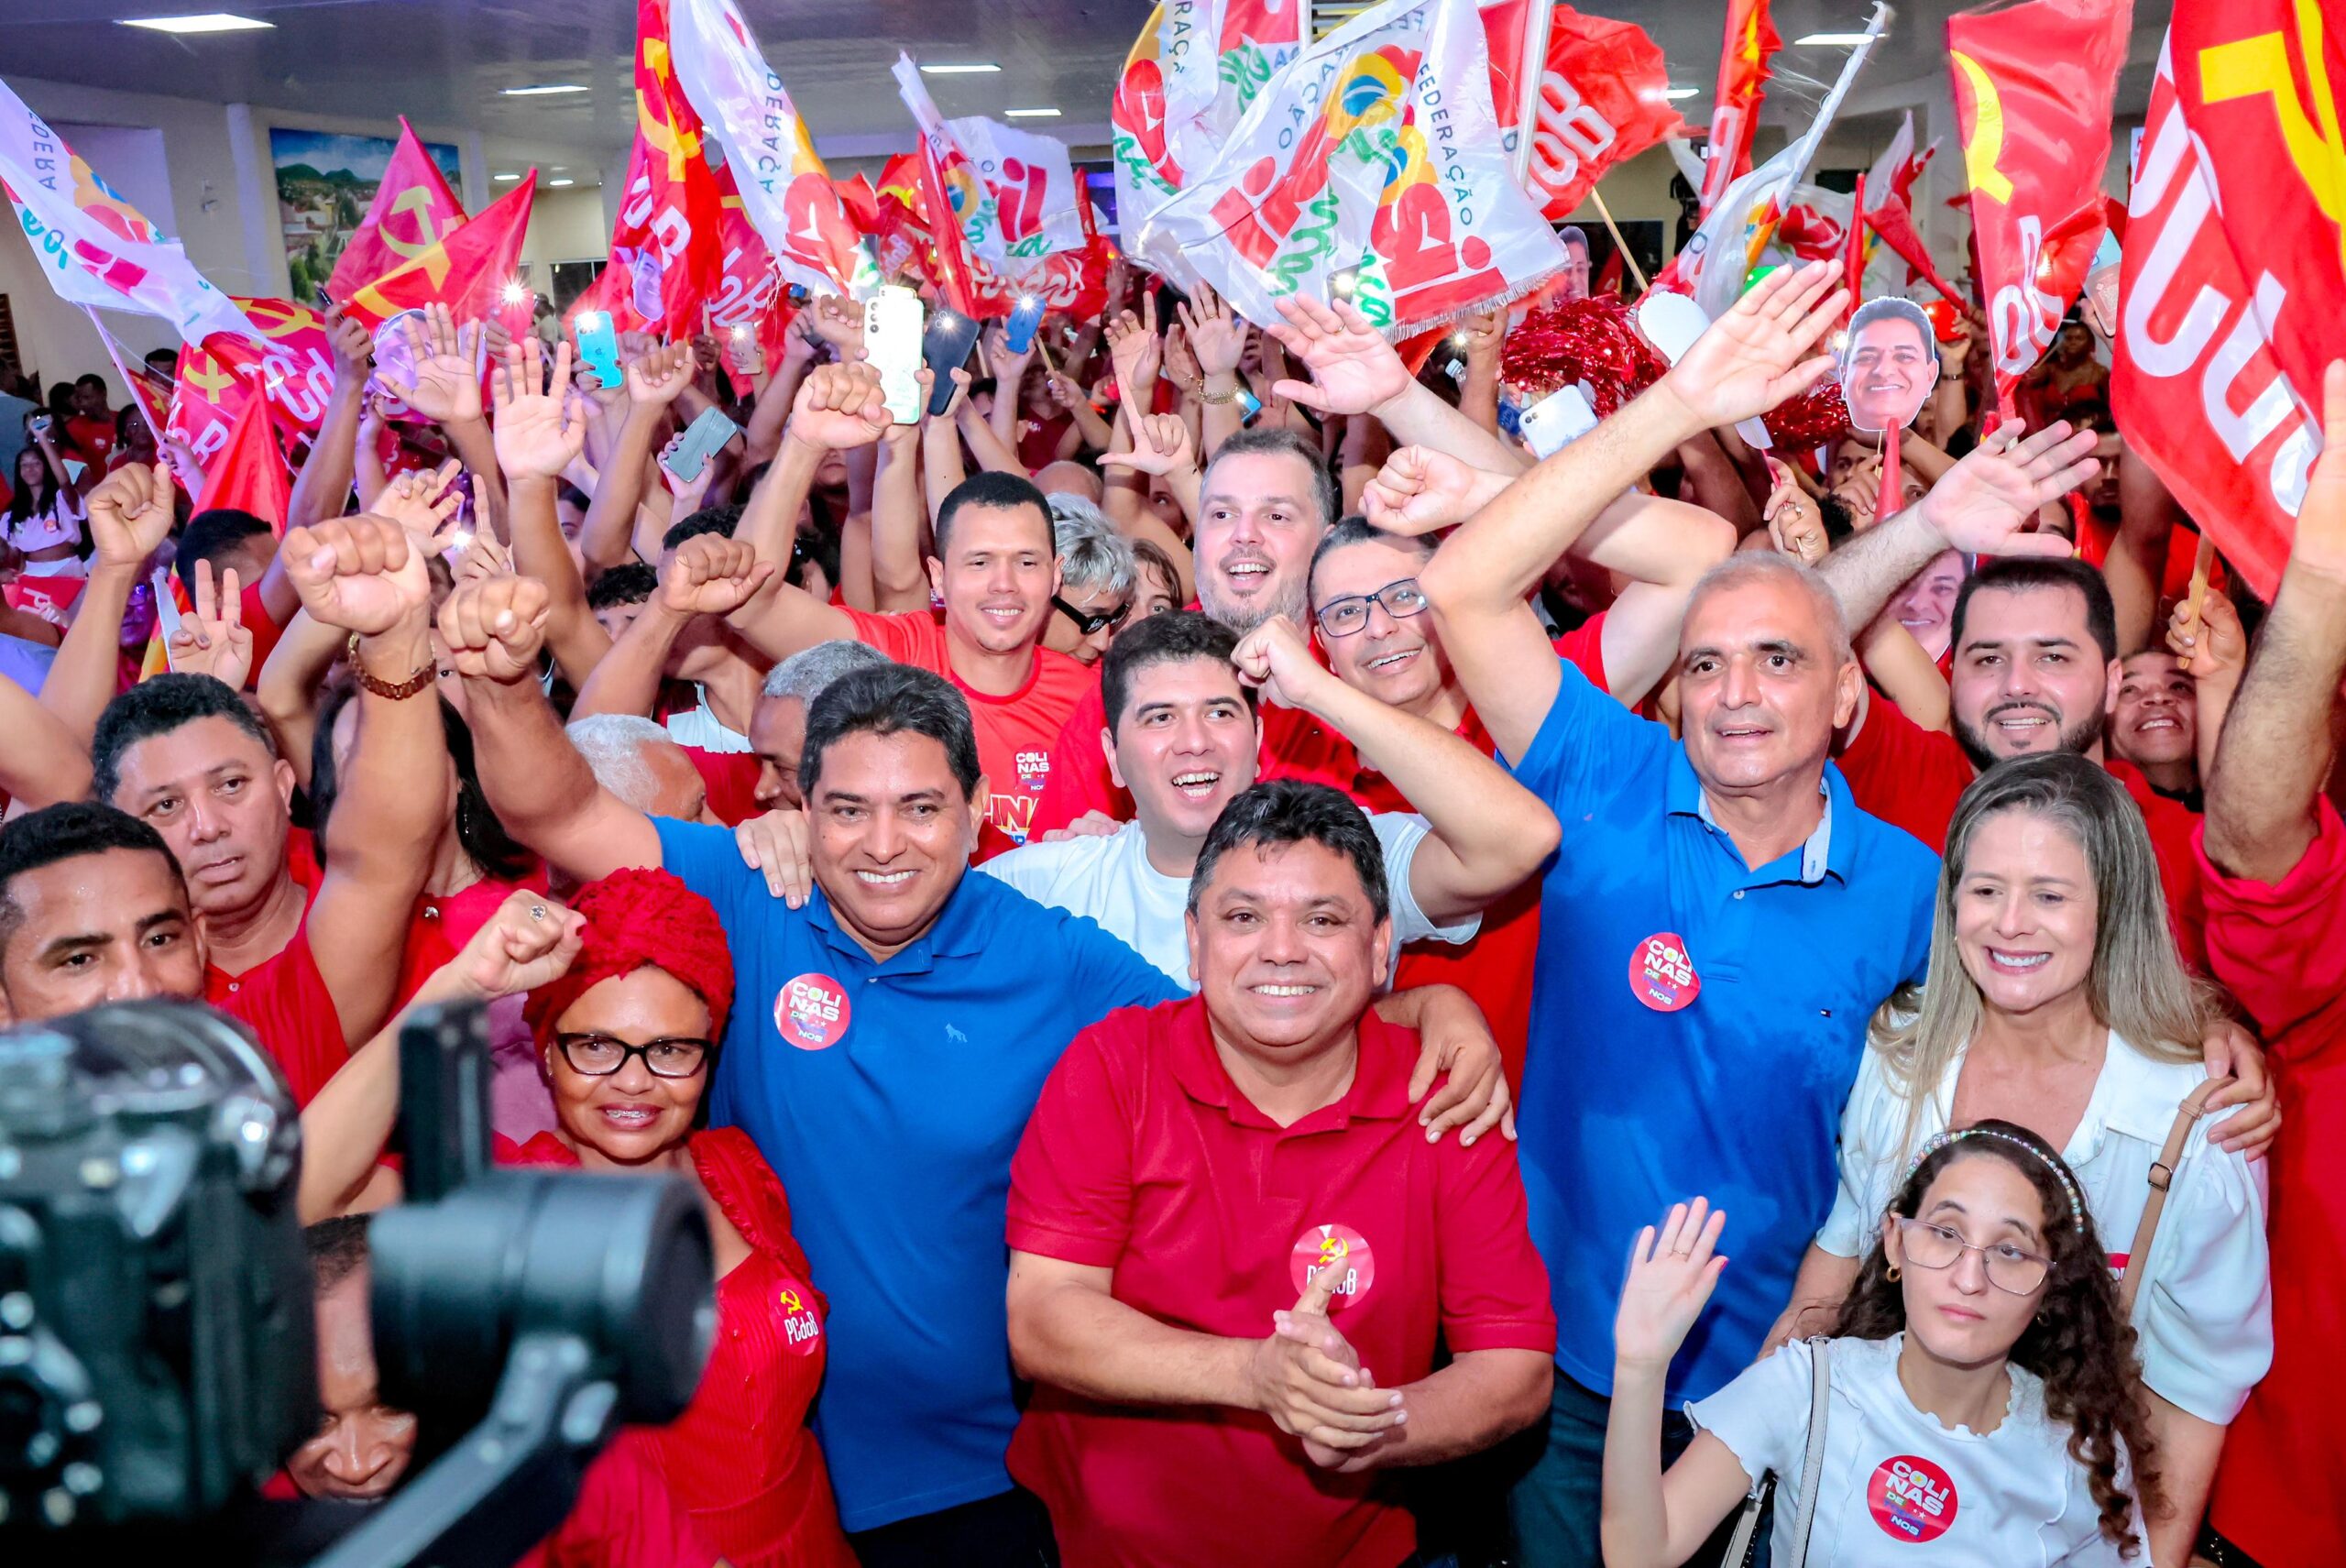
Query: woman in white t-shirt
4 428 92 578
1602 1121 2157 1566
1773 752 2270 1563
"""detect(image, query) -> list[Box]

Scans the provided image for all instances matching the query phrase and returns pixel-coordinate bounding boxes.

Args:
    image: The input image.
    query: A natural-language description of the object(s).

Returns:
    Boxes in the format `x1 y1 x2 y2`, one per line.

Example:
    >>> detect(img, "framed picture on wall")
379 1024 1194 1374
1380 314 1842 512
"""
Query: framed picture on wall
270 128 461 302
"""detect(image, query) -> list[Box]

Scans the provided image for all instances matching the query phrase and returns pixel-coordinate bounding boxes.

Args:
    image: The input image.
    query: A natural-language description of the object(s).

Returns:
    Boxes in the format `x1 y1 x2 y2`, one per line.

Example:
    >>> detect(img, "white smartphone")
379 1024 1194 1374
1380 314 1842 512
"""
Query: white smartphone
1518 386 1599 459
864 285 926 425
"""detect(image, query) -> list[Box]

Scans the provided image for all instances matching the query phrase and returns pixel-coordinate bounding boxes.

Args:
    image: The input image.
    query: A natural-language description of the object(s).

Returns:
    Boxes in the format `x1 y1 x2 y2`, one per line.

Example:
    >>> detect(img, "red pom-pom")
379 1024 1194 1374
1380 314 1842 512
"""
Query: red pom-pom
1762 378 1851 451
1499 296 1672 416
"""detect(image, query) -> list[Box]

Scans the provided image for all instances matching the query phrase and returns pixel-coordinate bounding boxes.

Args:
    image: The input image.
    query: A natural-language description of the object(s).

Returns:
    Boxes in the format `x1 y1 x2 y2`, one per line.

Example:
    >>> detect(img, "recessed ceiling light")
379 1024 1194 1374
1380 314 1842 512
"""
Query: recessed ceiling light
919 62 1001 75
547 178 576 187
1004 107 1060 118
118 12 273 33
1662 87 1702 99
1793 32 1873 45
504 83 588 96
493 171 522 181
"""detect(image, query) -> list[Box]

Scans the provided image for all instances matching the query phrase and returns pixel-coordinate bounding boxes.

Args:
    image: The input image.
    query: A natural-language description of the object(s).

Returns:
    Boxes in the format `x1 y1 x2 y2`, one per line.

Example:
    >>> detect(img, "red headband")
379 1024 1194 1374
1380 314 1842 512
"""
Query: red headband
523 867 735 1045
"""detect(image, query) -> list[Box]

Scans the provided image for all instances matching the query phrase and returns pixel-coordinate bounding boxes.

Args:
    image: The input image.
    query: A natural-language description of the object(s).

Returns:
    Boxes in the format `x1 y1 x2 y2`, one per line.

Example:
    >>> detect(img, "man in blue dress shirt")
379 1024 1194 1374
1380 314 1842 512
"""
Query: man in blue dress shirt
1417 261 2105 1568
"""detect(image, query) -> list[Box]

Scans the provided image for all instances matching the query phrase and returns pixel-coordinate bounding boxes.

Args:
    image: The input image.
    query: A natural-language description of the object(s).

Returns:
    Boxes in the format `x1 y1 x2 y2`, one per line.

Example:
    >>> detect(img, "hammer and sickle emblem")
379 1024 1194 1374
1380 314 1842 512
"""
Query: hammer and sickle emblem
1951 51 2016 204
1318 1236 1348 1266
780 1288 804 1314
2199 0 2346 269
380 186 459 262
638 38 702 183
181 356 235 400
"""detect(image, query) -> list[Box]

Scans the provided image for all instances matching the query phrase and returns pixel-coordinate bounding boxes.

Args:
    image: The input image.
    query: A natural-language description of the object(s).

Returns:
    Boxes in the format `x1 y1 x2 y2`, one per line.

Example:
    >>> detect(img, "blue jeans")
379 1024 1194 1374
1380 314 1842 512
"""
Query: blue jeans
1505 1365 1767 1568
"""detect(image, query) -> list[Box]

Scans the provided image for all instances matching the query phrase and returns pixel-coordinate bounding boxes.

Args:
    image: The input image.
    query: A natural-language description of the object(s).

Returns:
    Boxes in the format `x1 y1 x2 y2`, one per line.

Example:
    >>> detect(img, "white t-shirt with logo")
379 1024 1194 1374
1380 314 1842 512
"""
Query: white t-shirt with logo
1688 1333 2136 1564
975 815 1477 989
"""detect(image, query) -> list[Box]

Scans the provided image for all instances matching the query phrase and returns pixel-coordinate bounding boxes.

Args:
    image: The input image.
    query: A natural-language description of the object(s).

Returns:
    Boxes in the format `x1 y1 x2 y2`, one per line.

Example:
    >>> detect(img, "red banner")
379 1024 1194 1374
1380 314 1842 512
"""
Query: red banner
1947 0 2132 418
202 382 291 532
340 175 535 332
710 159 793 393
325 117 466 308
167 294 343 465
604 0 724 339
1485 4 1688 222
2110 38 2319 599
1701 0 1781 215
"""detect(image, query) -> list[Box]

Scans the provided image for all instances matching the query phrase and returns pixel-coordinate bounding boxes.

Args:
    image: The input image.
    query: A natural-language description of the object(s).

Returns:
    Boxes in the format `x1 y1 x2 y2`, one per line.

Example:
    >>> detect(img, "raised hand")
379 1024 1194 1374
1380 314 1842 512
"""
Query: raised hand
807 293 864 356
283 513 432 636
373 458 464 543
454 529 512 584
723 329 766 381
1614 1198 1729 1373
625 342 696 410
659 431 720 514
1100 411 1197 479
1245 1268 1404 1453
436 574 551 684
734 807 813 907
2292 360 2346 582
1917 420 2099 557
388 302 484 424
2168 584 2246 683
325 302 373 382
1161 322 1201 392
1232 615 1334 710
446 890 586 1000
1660 260 1847 431
490 335 586 482
788 361 891 452
983 321 1036 388
1764 457 1830 565
1178 279 1249 379
1104 296 1163 405
1359 445 1502 536
85 458 177 569
166 559 254 689
1266 295 1412 416
662 533 776 618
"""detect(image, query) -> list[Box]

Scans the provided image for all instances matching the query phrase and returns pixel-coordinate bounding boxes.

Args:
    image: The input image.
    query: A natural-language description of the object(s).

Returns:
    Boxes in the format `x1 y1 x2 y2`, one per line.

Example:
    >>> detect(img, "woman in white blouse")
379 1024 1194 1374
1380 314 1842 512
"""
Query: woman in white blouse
1778 751 2270 1564
1603 1124 2157 1565
4 422 92 576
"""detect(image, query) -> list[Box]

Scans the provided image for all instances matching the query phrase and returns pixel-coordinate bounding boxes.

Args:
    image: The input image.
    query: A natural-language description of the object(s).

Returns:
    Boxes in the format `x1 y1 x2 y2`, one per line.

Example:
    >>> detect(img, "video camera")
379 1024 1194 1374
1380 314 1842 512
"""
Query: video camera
0 1000 714 1566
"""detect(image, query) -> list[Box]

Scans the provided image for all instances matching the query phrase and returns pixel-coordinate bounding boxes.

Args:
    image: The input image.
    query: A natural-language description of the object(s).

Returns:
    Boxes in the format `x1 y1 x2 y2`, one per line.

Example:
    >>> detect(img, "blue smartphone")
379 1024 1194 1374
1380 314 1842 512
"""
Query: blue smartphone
922 309 985 418
663 406 742 483
1003 294 1046 355
575 310 622 386
1238 389 1262 420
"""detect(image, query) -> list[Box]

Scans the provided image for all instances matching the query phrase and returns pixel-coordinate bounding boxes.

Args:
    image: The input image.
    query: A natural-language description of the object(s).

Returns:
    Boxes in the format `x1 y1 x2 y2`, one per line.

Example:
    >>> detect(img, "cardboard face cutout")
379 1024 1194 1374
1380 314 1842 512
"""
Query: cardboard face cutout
1836 296 1940 435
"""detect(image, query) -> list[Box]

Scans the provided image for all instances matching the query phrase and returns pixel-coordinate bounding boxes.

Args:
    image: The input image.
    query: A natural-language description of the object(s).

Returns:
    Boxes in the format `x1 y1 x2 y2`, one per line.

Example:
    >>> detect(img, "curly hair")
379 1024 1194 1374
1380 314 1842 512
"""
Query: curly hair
1828 1119 2158 1556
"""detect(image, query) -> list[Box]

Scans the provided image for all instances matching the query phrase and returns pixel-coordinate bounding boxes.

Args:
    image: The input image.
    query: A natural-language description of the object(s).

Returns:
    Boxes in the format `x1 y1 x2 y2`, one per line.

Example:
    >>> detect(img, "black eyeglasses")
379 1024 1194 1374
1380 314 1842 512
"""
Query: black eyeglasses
1053 594 1133 636
552 1033 713 1080
1315 577 1430 639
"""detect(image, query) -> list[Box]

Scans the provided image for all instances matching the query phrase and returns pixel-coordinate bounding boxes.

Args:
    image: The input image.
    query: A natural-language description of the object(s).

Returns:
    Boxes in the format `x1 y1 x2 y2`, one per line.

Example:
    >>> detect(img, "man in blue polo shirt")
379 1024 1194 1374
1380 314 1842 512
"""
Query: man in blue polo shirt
1417 260 2104 1568
443 573 1514 1565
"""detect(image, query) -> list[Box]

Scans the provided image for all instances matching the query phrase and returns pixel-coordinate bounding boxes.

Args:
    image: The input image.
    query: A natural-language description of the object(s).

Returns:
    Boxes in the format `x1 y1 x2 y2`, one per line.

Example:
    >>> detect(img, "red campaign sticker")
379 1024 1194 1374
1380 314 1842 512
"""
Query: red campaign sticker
1629 932 1701 1012
774 972 851 1051
1288 1223 1376 1312
1868 1454 1958 1543
777 1283 823 1357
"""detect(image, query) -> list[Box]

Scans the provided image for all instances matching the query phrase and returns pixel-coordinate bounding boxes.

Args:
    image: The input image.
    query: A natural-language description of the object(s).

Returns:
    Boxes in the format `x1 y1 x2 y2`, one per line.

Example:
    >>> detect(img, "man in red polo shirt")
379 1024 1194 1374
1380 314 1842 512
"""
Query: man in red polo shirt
88 514 446 1104
1005 779 1554 1567
2198 365 2346 1568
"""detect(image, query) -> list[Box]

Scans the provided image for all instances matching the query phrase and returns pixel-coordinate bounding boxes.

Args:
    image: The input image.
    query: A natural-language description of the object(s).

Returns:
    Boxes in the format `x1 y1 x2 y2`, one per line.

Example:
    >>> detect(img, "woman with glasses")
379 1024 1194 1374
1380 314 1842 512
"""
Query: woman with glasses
1602 1123 2158 1564
1041 495 1138 666
1776 752 2269 1564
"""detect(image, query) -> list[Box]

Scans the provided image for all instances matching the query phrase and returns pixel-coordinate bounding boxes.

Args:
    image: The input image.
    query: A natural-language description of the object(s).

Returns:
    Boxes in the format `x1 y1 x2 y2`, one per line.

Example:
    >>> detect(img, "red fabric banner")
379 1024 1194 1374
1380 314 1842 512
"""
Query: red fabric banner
602 0 724 340
202 383 291 532
339 175 535 332
325 117 467 307
1491 5 1688 222
1700 0 1781 215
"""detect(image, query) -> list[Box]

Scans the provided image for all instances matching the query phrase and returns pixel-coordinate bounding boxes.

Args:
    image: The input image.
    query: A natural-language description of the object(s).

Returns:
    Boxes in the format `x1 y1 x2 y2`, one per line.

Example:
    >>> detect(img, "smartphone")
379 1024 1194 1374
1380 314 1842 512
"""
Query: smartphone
663 406 744 483
1329 265 1363 302
28 412 51 434
575 310 622 387
313 283 335 314
1518 386 1599 459
1238 389 1262 420
1003 294 1046 355
922 308 985 417
864 284 925 425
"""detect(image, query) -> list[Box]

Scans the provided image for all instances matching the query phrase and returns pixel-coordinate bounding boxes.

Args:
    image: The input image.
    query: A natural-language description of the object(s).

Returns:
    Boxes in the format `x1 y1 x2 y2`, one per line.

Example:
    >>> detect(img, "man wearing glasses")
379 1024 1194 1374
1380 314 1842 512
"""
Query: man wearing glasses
979 609 1557 989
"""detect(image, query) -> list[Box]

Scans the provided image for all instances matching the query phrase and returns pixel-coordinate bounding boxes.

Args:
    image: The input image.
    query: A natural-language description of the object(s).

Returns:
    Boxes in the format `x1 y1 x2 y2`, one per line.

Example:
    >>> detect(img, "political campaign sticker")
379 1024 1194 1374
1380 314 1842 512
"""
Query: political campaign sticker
774 972 851 1050
1629 933 1701 1013
1836 296 1940 435
1289 1223 1376 1311
778 1283 823 1356
1868 1454 1957 1543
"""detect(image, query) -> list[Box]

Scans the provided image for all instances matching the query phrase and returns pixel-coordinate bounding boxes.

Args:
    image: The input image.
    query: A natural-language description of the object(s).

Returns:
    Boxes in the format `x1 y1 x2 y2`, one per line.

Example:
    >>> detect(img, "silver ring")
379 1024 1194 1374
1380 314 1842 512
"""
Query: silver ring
529 904 547 922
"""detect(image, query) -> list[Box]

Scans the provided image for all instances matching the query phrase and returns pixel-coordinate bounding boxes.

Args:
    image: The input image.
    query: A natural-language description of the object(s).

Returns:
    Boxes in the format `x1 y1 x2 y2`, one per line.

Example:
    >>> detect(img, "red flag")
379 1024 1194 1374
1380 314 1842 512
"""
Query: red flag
2110 38 2319 600
202 383 291 532
602 0 724 340
1701 0 1781 215
341 175 535 330
833 173 882 236
709 159 794 395
88 312 174 437
1947 0 2132 419
1595 245 1625 296
1490 5 1689 221
325 119 467 307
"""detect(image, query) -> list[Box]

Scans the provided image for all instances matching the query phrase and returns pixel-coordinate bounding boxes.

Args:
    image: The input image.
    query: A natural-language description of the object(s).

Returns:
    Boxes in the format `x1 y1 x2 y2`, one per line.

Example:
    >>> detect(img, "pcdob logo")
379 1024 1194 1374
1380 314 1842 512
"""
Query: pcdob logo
779 1284 822 1355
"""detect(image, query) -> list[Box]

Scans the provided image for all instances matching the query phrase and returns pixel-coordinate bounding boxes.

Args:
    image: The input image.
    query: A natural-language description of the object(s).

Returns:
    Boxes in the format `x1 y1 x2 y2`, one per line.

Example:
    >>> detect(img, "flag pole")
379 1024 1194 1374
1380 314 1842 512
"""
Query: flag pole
1512 0 1558 183
1588 190 1649 291
1745 1 1893 272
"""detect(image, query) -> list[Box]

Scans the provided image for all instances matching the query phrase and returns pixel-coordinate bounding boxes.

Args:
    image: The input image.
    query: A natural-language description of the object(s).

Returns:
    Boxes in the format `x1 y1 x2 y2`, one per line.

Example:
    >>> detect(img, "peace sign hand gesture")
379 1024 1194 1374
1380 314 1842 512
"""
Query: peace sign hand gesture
166 558 255 689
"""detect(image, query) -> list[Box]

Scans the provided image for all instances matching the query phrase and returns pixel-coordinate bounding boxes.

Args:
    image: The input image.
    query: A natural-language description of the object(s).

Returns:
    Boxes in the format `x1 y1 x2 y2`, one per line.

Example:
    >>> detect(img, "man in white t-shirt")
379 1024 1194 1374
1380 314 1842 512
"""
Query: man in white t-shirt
978 610 1560 985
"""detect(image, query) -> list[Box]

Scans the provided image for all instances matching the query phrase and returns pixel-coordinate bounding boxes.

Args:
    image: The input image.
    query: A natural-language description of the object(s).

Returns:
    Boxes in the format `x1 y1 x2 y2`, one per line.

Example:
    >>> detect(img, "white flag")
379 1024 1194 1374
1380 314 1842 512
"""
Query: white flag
0 79 251 348
1141 0 1564 334
945 116 1085 261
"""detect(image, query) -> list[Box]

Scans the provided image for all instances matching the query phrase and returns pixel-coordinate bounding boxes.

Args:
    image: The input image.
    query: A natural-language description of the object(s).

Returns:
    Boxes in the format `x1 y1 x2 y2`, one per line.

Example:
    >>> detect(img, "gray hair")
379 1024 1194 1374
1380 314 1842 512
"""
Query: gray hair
762 638 890 704
1683 553 1854 668
565 714 681 813
1047 495 1138 602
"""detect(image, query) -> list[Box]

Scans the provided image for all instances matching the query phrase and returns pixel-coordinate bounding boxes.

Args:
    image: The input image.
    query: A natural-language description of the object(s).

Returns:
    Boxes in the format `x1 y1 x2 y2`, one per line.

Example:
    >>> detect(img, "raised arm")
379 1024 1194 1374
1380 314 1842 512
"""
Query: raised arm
488 335 608 688
871 381 931 612
0 670 93 809
2203 362 2346 882
1266 295 1526 476
1233 617 1559 925
283 515 447 1047
2166 589 2246 792
381 303 507 543
1097 411 1200 603
285 305 374 532
43 460 177 741
726 367 888 660
573 535 774 721
439 574 666 883
576 343 695 574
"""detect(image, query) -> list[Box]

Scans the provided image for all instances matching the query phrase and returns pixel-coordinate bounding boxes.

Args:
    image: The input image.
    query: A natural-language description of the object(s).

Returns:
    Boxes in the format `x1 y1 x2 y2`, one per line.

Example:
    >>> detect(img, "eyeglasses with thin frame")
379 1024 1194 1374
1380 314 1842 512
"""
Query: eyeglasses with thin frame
1315 577 1430 639
1053 594 1132 637
1893 1216 2051 1295
552 1033 713 1080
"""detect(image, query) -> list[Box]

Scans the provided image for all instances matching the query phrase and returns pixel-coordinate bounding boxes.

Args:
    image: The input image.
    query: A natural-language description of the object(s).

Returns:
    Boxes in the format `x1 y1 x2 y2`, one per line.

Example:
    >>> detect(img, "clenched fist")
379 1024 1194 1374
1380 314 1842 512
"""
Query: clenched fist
436 574 552 684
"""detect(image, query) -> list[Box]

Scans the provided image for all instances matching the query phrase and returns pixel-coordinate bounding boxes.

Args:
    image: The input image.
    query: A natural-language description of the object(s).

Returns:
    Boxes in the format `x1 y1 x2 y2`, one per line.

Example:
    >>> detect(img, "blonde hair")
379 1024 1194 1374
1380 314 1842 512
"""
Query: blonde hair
1870 751 2210 1161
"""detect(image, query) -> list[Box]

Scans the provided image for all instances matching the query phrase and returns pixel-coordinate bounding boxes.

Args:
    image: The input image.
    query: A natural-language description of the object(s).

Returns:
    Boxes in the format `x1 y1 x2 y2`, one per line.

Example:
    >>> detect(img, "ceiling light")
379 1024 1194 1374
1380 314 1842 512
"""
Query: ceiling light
1794 32 1874 45
547 178 576 187
118 12 273 33
1662 87 1702 99
919 62 1001 75
1004 107 1061 118
503 83 588 96
493 171 522 181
